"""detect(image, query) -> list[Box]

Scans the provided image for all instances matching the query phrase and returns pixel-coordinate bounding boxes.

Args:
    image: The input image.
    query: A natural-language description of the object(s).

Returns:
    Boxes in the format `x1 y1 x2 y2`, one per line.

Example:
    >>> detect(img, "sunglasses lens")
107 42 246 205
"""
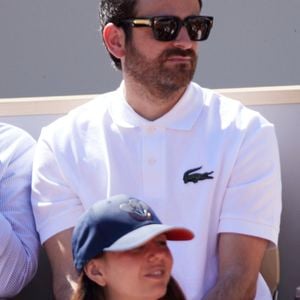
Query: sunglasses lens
153 17 179 41
186 17 212 41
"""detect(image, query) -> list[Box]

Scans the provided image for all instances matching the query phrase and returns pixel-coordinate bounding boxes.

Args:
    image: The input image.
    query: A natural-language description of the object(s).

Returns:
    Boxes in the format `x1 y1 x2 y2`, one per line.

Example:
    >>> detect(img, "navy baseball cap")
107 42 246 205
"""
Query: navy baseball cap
72 194 194 272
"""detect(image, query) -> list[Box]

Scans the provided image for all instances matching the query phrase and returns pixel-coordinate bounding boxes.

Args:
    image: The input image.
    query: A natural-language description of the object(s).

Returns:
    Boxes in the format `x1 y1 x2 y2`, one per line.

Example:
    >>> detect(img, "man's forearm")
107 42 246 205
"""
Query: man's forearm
206 233 269 300
202 271 257 300
53 273 77 300
44 229 78 300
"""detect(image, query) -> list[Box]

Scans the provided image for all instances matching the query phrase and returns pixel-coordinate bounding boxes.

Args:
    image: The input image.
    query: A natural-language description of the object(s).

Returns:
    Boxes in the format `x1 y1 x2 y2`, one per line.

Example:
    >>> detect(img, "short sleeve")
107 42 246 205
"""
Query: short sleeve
31 126 85 244
219 117 282 246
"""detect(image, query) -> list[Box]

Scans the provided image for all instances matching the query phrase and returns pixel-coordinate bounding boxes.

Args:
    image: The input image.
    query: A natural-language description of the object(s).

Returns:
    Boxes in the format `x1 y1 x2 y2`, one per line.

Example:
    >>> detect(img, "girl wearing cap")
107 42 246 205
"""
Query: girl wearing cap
71 194 194 300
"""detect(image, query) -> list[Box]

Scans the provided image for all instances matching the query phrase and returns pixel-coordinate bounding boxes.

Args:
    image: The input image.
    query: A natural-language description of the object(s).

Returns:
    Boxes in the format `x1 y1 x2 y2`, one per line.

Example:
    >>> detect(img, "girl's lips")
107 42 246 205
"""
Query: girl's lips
144 267 167 278
146 270 163 276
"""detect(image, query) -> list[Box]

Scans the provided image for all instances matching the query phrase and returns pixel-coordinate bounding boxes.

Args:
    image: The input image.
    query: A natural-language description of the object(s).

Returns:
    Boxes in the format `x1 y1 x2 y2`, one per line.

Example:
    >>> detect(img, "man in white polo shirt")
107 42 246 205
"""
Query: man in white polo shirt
31 0 282 299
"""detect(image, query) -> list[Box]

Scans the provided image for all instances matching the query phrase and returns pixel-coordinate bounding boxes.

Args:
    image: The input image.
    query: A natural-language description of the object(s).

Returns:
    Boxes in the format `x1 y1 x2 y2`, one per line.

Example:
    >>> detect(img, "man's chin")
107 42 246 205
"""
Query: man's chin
162 70 194 87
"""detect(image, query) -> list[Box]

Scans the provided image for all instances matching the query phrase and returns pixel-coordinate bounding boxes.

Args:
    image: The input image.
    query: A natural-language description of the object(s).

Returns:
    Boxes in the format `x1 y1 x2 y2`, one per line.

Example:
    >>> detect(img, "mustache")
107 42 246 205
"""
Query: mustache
161 48 196 60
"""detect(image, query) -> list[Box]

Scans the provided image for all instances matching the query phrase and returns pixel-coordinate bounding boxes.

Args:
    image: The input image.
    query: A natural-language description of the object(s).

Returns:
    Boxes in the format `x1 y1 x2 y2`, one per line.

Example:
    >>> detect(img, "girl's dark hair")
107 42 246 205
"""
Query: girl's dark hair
71 272 186 300
98 0 203 70
162 276 186 300
71 272 105 300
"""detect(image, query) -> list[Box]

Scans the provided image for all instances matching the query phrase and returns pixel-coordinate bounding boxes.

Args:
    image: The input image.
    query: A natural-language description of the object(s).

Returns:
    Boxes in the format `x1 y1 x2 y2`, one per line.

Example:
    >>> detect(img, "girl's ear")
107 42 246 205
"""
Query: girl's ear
102 23 126 59
84 259 107 287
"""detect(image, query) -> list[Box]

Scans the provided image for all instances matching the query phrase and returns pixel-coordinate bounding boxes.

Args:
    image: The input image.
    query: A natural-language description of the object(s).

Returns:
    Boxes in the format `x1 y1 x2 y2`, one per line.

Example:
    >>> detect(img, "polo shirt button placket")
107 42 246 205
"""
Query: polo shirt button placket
147 126 156 134
142 126 164 199
148 157 157 165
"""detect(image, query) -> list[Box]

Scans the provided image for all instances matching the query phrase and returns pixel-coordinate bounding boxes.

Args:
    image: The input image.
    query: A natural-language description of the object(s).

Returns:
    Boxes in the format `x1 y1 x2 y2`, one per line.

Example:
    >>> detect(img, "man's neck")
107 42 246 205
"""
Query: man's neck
123 77 188 121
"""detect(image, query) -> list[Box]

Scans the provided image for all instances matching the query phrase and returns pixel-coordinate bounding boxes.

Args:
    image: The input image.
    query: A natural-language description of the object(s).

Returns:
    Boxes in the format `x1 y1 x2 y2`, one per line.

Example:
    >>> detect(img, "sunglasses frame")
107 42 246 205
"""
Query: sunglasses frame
118 15 214 42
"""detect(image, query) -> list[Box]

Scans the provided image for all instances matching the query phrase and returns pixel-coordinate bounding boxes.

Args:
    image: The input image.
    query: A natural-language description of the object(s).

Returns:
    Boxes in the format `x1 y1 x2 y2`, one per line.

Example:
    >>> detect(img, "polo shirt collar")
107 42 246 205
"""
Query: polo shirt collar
109 81 204 130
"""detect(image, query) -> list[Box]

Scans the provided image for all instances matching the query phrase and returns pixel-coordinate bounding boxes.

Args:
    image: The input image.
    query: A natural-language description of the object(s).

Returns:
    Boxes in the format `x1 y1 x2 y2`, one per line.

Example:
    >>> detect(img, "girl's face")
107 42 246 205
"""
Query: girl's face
88 234 173 300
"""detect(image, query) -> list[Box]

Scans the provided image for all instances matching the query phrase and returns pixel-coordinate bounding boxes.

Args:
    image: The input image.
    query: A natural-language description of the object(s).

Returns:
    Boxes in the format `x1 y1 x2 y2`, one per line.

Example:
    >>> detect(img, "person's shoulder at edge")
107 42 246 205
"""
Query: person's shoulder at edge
0 122 36 149
40 88 120 135
0 122 38 298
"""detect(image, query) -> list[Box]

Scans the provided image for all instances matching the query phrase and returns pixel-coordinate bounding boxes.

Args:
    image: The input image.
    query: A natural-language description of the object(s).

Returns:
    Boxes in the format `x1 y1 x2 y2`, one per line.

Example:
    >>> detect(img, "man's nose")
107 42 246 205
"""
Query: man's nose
173 25 193 49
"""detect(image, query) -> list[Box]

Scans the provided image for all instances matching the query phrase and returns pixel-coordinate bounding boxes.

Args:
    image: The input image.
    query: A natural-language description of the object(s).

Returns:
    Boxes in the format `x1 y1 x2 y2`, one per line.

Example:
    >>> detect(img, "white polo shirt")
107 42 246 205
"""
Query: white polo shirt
32 82 281 300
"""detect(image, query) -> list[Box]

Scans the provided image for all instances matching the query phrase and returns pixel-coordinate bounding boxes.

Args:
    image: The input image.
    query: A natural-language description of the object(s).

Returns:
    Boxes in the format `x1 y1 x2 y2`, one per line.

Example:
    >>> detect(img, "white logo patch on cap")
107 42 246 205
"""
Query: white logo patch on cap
120 198 153 221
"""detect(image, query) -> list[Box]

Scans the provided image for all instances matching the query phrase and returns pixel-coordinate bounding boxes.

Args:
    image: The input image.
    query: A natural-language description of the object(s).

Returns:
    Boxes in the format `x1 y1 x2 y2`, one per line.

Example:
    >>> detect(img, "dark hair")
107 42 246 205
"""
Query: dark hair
71 272 186 300
98 0 203 70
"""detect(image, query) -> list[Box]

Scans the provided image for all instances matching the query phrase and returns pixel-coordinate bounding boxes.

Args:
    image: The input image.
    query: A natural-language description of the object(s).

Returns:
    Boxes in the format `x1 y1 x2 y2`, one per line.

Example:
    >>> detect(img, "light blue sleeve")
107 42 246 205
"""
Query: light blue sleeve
0 123 39 298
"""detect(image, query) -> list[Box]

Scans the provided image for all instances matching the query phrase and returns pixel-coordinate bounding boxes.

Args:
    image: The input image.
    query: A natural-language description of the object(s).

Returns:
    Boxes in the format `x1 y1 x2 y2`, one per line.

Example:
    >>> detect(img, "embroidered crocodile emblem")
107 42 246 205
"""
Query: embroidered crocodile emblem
183 166 214 184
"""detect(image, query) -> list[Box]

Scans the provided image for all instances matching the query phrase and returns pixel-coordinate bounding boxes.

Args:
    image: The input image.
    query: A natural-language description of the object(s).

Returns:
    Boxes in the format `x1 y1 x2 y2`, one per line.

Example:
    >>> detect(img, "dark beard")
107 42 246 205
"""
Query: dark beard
124 44 197 99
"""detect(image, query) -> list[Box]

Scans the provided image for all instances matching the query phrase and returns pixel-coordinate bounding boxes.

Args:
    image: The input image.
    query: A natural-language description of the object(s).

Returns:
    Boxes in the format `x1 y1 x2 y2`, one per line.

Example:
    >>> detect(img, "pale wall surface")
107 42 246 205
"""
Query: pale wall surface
0 0 299 98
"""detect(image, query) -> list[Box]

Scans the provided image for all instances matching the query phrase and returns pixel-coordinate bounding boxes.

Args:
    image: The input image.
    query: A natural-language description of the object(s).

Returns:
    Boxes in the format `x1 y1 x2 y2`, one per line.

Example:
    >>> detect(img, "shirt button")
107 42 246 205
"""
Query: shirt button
148 157 157 165
147 126 156 134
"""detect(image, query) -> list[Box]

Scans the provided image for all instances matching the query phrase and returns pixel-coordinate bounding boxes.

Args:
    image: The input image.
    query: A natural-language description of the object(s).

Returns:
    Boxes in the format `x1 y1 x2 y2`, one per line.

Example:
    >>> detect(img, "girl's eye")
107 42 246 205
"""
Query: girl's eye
131 245 145 253
157 239 168 247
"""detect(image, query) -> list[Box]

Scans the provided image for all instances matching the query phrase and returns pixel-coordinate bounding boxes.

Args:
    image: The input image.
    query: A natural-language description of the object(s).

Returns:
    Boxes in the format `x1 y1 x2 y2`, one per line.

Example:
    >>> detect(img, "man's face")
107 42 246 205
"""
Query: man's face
123 0 200 97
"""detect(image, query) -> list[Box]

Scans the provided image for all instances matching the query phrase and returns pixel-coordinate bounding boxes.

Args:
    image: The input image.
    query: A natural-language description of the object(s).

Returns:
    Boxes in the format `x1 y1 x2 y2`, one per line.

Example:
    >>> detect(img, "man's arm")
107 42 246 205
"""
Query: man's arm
203 233 268 300
44 228 78 300
0 124 39 297
31 122 86 299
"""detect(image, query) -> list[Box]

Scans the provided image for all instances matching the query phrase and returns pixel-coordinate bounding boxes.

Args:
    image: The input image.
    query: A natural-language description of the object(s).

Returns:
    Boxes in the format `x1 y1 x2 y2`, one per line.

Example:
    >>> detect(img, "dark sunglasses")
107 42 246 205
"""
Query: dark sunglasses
118 15 213 42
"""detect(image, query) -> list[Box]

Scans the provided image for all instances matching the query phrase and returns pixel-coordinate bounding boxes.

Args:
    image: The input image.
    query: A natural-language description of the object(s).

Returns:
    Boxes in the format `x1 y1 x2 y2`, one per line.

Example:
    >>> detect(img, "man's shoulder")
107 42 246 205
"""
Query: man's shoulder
44 89 117 132
191 82 272 129
69 89 117 118
190 82 241 108
191 82 242 107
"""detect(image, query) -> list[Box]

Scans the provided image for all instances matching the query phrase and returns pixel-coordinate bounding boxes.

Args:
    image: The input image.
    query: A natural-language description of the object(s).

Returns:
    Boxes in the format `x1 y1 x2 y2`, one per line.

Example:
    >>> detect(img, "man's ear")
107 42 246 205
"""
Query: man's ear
102 23 126 59
84 259 107 287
